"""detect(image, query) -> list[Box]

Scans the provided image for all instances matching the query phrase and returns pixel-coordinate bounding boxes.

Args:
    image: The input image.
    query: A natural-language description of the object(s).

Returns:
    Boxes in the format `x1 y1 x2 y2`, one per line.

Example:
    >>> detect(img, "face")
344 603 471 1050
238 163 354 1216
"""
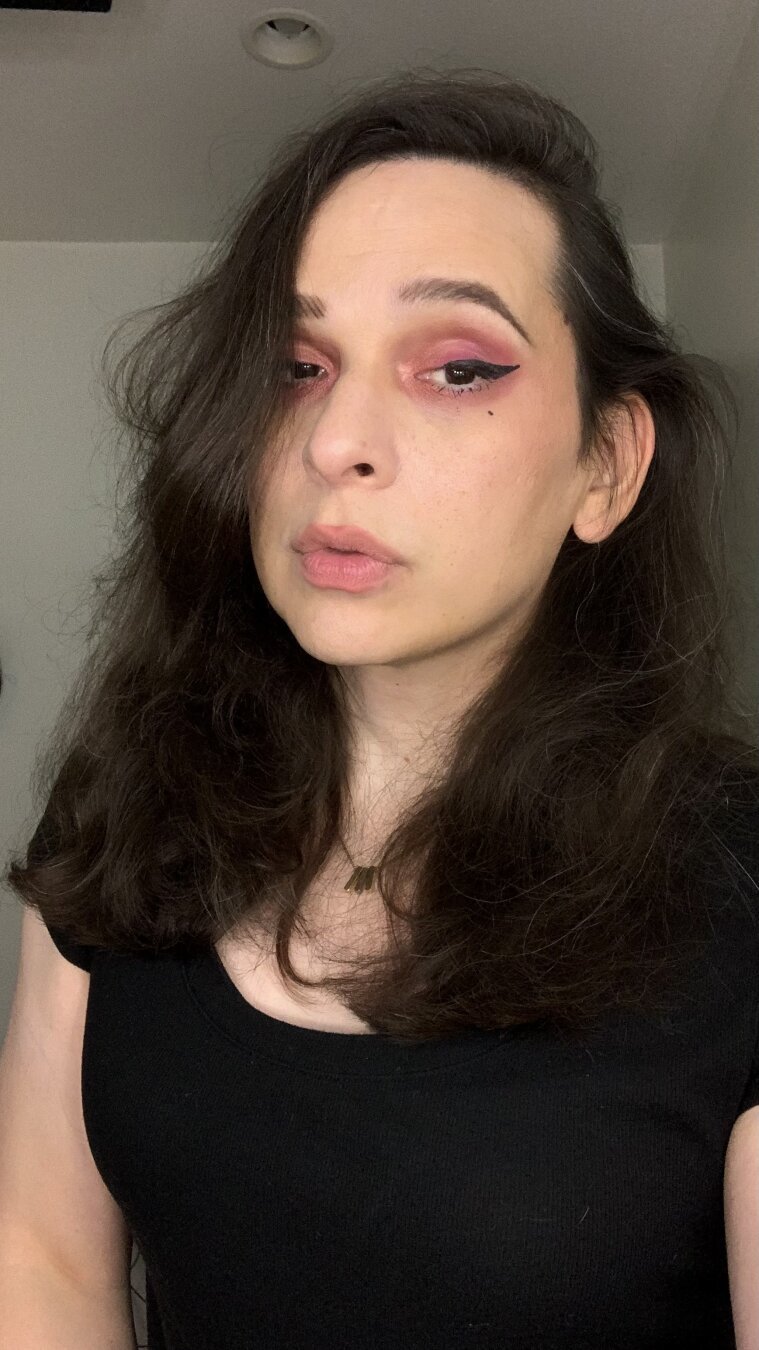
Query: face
250 157 649 728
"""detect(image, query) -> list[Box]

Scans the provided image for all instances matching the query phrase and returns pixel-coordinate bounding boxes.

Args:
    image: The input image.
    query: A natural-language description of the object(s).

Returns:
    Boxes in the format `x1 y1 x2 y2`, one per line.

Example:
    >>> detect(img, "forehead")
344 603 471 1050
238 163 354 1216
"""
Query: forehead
296 157 562 336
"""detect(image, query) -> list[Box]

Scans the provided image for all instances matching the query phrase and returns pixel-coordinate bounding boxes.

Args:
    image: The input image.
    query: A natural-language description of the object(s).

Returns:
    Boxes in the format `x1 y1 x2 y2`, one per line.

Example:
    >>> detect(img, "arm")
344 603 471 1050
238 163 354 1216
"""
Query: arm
0 910 138 1348
724 1104 759 1350
0 1234 138 1348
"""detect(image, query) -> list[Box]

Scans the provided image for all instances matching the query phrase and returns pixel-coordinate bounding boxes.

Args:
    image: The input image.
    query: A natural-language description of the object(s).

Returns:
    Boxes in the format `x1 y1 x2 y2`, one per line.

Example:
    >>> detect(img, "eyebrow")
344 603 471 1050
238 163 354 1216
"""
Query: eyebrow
292 276 534 348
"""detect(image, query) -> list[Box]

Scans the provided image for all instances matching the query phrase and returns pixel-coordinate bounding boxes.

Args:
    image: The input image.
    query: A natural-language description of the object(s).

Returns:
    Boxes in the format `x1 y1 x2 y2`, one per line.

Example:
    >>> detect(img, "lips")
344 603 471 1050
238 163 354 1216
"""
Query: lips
293 522 404 564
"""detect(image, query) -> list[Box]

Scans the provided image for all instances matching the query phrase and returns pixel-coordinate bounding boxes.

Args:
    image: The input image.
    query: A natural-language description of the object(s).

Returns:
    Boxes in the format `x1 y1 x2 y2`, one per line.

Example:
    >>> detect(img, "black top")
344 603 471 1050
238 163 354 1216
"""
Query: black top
40 805 759 1350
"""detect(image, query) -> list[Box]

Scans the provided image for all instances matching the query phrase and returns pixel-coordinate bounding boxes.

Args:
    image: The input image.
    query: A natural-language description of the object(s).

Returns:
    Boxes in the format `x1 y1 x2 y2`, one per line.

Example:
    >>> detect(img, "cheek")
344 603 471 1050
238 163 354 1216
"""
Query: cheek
478 388 582 529
418 437 573 597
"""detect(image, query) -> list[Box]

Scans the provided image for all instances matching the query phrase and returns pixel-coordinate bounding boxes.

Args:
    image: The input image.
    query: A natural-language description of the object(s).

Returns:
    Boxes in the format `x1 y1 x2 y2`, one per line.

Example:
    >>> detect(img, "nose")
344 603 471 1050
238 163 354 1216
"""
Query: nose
302 374 397 484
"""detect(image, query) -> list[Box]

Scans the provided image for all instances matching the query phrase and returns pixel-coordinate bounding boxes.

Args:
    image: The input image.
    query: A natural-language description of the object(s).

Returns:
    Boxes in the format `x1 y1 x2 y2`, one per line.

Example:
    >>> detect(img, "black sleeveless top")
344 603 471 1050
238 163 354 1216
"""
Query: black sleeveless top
39 803 759 1350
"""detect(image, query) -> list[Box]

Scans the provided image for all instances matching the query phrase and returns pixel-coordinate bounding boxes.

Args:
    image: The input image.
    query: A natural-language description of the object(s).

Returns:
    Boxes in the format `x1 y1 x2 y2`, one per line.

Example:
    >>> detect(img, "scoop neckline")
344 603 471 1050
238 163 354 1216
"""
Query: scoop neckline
182 943 515 1078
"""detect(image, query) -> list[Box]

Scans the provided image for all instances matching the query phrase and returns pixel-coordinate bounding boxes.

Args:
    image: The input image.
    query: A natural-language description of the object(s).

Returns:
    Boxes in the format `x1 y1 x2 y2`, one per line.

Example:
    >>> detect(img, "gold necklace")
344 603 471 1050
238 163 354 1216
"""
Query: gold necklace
339 833 378 893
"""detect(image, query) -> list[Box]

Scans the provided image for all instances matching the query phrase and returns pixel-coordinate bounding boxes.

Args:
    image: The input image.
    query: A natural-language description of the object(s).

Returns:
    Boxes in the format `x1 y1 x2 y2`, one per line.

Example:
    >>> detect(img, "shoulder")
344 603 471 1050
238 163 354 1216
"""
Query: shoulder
44 919 96 972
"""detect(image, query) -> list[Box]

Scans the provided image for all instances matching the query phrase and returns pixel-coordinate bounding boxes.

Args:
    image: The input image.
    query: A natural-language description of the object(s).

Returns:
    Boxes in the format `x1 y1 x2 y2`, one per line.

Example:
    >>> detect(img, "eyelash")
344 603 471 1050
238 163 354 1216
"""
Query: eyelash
283 359 520 399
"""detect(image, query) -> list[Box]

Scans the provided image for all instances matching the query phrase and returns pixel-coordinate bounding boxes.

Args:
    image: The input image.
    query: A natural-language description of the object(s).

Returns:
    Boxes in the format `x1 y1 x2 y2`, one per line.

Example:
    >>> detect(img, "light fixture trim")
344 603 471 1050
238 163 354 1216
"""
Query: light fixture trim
240 8 334 69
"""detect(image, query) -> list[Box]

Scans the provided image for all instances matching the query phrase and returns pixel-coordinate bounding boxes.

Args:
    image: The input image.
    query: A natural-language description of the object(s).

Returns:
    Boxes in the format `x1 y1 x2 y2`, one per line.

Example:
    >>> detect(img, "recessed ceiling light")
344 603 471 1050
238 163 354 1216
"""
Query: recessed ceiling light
240 9 334 69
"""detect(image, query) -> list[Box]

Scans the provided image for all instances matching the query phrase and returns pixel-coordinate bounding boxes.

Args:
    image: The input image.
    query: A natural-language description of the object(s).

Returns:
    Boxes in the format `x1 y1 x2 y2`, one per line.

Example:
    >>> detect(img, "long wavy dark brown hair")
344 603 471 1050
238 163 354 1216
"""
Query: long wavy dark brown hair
6 67 759 1044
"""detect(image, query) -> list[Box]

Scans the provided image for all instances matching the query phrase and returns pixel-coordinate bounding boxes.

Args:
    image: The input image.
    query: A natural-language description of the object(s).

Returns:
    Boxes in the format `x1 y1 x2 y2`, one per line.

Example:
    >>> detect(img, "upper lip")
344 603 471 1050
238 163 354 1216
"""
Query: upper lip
293 523 404 564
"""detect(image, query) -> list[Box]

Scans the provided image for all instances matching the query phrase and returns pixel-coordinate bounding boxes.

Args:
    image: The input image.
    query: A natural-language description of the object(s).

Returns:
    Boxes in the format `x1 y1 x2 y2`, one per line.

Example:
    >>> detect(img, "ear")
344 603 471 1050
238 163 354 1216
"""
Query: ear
572 393 656 545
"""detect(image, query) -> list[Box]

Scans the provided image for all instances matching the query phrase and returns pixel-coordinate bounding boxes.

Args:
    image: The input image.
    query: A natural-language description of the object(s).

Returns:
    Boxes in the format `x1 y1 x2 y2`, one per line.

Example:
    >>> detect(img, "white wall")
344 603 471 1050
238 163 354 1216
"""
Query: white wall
663 8 759 712
0 236 665 1034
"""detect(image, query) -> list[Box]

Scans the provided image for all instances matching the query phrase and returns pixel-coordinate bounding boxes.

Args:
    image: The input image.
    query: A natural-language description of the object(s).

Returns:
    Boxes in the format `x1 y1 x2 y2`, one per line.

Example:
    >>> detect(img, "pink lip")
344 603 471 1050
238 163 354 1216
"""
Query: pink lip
298 549 396 593
292 522 404 564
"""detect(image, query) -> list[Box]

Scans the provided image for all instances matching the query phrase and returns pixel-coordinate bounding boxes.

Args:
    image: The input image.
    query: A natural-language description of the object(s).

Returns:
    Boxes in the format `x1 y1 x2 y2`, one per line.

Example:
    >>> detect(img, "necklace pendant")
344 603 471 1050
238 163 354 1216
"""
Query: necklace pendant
344 865 377 893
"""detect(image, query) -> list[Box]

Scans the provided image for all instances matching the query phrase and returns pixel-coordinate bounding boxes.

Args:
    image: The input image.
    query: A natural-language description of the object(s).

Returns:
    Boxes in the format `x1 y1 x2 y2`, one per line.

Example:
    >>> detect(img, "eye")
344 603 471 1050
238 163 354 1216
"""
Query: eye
423 360 521 397
282 358 519 398
283 360 323 388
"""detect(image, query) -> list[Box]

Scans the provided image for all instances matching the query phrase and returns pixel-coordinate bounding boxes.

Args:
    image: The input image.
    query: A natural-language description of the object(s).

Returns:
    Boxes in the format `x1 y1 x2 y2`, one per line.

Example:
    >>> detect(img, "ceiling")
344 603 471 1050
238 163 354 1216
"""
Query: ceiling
1 0 757 245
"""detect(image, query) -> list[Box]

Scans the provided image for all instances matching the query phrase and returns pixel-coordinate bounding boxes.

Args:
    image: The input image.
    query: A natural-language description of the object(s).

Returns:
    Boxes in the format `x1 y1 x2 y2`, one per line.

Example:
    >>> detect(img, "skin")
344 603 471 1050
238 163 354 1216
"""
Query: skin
250 156 655 829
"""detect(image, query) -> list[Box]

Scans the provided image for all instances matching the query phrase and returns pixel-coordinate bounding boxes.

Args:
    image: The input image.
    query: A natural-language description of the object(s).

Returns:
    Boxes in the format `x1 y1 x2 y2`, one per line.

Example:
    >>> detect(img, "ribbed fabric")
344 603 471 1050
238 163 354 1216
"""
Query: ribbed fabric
42 806 759 1350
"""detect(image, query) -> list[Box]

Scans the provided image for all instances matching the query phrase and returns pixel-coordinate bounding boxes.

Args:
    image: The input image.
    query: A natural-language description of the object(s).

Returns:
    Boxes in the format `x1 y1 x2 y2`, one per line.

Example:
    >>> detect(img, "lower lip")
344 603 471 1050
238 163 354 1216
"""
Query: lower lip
297 548 397 592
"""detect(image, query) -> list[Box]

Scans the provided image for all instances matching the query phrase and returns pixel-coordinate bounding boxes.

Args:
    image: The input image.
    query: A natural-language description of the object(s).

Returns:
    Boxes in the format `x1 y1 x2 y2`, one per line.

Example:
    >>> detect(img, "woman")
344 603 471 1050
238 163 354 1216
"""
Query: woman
5 68 759 1349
